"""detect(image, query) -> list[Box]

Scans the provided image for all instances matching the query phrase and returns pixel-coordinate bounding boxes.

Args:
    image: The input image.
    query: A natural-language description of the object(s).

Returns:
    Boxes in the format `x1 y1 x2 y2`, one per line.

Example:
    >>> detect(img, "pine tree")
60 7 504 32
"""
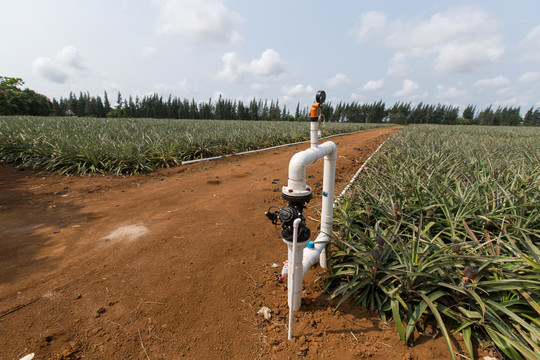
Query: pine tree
463 104 476 122
116 92 123 110
103 91 111 115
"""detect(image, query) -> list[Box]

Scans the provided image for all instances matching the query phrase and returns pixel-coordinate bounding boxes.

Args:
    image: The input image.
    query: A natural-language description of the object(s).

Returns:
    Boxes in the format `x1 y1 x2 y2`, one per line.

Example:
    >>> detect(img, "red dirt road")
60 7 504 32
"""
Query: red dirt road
1 128 467 359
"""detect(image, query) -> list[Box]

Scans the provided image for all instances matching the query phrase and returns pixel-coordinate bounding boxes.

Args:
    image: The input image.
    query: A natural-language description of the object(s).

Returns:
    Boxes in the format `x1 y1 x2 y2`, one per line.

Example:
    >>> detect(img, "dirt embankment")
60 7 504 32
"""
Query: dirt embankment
1 127 480 359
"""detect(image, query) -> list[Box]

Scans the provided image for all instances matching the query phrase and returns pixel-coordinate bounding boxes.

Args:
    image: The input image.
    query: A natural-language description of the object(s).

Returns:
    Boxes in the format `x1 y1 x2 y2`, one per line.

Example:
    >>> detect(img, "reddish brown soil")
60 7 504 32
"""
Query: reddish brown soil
0 128 486 360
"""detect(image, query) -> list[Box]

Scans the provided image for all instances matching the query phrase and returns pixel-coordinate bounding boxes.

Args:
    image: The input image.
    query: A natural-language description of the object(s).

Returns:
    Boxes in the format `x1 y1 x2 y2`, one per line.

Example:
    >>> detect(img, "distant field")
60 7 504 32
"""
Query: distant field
0 116 393 175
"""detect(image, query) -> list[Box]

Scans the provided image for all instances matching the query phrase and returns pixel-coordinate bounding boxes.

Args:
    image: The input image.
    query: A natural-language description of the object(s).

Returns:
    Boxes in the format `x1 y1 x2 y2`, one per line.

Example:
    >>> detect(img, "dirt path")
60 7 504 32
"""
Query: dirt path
0 128 465 360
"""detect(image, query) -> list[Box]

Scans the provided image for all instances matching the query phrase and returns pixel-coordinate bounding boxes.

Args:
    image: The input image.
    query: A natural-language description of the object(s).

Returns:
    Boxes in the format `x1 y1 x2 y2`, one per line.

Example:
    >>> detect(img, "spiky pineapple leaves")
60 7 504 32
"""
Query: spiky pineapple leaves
329 125 540 359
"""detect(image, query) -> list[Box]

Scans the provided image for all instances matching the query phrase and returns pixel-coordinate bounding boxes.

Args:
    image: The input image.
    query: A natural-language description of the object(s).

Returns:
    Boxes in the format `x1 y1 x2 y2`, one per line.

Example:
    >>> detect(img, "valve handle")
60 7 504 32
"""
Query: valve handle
315 90 326 105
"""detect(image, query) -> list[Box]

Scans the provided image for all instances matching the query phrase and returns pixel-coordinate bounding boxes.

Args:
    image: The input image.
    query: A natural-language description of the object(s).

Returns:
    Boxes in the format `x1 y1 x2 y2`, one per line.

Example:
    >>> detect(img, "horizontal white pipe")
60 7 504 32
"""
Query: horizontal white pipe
302 234 330 275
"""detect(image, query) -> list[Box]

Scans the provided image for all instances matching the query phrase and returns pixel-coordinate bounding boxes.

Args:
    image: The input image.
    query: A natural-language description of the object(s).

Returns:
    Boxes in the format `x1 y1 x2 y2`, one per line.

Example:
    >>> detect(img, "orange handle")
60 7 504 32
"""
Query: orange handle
310 103 320 118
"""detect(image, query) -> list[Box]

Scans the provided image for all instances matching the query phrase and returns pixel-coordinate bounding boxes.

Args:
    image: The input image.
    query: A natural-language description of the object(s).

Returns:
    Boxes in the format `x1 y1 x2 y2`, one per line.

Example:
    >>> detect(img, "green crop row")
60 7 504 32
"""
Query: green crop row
0 116 392 175
329 125 540 359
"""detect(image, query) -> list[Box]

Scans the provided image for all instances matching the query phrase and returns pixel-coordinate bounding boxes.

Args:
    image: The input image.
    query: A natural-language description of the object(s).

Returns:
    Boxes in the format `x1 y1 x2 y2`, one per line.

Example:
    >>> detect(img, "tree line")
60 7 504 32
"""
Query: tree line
50 91 540 126
1 76 539 126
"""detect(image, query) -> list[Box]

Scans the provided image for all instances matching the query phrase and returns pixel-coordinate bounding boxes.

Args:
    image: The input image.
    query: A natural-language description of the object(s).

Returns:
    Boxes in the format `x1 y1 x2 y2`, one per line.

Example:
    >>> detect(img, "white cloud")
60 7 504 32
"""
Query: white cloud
393 79 427 101
492 97 523 108
153 79 189 94
142 46 158 58
351 11 387 43
103 81 121 93
522 25 540 44
387 6 498 49
281 84 314 98
247 49 284 77
520 25 540 60
394 79 420 97
383 6 504 75
436 84 467 100
212 91 225 100
496 87 516 97
32 57 68 84
32 45 87 84
474 75 510 88
434 39 504 73
350 93 365 102
56 46 85 70
216 49 285 83
387 52 410 77
250 83 268 93
216 52 240 82
518 71 540 83
327 73 351 88
156 0 242 44
361 79 384 91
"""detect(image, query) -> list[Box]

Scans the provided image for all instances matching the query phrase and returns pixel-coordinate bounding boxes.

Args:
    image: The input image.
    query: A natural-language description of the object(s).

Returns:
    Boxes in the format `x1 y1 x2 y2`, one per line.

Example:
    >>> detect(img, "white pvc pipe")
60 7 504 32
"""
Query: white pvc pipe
300 135 390 275
285 232 306 312
302 239 329 275
288 218 303 340
282 139 337 316
318 145 337 268
285 141 336 195
284 141 336 273
310 121 318 149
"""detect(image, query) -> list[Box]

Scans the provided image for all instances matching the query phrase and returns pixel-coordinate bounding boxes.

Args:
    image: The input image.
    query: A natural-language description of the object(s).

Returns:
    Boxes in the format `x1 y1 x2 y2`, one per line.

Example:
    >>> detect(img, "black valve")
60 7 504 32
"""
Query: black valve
265 204 311 242
278 206 298 227
315 90 326 105
265 210 279 224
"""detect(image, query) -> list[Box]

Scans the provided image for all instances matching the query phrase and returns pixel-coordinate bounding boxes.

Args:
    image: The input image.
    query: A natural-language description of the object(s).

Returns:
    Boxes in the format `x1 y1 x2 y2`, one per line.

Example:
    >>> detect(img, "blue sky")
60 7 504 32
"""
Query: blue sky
2 0 540 113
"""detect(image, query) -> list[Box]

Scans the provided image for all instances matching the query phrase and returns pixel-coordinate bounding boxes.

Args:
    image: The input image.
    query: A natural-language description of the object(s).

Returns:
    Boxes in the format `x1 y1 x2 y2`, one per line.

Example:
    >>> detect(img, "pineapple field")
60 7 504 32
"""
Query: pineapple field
331 125 540 359
0 122 538 359
0 116 391 175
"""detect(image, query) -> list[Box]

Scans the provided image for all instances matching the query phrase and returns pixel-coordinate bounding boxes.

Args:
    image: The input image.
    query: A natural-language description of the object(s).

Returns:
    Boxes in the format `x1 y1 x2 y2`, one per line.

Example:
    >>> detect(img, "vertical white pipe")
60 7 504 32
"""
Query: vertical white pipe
288 218 303 340
318 150 337 268
310 120 318 149
286 227 305 312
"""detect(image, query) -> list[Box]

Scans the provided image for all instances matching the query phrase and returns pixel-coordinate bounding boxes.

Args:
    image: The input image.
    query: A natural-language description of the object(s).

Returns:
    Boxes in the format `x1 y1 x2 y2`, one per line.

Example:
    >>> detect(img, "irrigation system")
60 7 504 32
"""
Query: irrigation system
265 91 337 340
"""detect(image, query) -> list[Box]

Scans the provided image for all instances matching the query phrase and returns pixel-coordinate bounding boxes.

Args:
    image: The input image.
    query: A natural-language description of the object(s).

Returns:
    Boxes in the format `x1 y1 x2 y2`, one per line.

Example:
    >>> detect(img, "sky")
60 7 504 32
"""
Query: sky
2 0 540 113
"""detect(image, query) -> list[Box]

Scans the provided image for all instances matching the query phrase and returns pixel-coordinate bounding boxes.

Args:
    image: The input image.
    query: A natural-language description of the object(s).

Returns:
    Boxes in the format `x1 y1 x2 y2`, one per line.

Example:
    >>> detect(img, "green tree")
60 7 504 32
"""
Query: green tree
523 107 540 126
103 91 111 114
462 104 476 122
0 76 24 90
476 106 494 126
0 76 52 115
